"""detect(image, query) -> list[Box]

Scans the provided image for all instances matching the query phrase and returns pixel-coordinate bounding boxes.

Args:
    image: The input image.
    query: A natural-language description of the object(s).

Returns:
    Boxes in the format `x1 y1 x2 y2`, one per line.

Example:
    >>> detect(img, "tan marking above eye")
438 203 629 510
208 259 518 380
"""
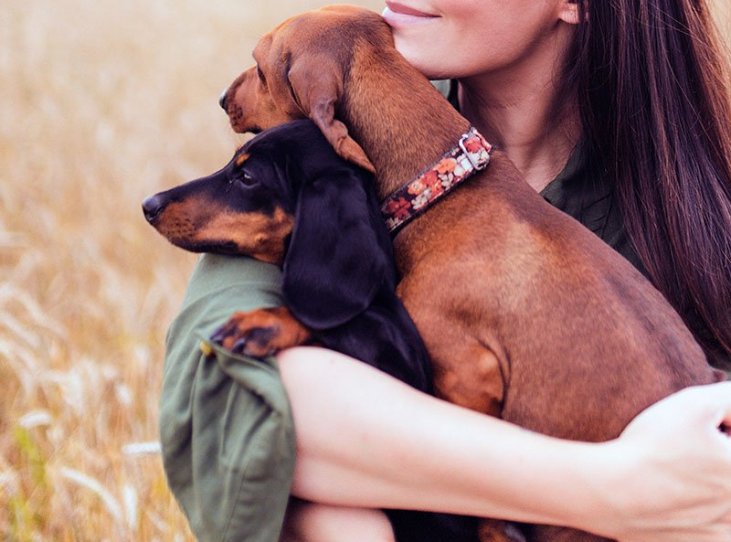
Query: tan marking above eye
235 153 250 167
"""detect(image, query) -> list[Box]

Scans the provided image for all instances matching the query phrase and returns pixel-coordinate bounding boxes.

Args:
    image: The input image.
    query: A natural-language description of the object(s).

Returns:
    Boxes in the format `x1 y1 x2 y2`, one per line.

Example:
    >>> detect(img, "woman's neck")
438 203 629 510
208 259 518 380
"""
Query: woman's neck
341 35 580 197
457 41 581 193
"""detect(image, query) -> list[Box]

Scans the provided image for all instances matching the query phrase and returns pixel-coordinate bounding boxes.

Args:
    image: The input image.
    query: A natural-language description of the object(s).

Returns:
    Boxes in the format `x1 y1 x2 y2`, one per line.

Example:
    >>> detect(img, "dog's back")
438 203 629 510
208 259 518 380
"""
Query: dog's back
398 167 725 439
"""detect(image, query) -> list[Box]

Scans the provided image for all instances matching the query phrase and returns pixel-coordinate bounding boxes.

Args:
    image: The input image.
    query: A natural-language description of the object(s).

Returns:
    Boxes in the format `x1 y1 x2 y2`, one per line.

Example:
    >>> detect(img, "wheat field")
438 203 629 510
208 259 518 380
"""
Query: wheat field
1 1 729 540
0 1 381 540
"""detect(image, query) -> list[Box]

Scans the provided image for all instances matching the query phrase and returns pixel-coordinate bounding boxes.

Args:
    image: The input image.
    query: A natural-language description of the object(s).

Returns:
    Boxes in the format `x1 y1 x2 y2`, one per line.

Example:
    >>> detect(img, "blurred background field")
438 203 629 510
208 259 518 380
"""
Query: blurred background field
0 0 381 540
0 0 729 540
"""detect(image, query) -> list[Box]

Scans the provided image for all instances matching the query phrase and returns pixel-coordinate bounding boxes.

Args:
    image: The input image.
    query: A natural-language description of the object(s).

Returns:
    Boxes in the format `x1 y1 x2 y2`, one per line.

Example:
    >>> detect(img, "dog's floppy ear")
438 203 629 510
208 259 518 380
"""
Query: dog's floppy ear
286 56 376 174
282 167 388 330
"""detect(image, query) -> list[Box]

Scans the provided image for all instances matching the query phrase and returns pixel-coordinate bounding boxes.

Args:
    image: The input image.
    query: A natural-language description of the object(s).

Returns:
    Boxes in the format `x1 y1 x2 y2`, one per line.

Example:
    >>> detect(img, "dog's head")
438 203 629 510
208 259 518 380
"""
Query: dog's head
143 119 393 328
142 128 298 265
219 5 393 173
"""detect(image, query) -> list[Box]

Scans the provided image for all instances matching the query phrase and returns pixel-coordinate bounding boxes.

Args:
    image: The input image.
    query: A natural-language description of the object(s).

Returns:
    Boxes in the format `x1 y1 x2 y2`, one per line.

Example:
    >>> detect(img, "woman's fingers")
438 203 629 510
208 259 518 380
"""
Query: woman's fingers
607 382 731 541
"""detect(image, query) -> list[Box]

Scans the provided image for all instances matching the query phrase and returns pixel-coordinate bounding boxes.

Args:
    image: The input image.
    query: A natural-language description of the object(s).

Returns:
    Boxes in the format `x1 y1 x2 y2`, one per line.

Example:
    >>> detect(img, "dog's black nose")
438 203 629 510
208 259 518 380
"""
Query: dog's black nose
218 89 228 110
142 194 165 223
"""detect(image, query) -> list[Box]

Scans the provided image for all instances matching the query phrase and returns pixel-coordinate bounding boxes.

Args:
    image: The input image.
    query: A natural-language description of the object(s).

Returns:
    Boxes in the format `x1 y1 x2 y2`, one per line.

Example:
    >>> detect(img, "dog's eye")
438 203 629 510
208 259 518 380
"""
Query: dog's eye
236 171 257 187
256 66 266 85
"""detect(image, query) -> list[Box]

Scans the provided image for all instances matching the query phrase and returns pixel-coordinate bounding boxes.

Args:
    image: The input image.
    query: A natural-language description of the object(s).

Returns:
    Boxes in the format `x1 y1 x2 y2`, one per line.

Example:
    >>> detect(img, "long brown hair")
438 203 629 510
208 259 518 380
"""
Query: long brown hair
564 0 731 363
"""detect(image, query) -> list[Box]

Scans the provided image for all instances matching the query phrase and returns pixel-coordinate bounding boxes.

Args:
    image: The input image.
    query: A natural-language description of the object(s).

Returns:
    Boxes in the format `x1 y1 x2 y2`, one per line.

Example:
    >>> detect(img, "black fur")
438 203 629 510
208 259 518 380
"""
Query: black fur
252 120 435 392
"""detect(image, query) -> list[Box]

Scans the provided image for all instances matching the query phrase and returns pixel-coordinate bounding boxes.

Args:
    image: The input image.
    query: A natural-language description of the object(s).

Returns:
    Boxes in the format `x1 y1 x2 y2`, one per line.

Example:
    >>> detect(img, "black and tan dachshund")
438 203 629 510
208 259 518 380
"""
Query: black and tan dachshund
142 119 479 541
143 120 433 390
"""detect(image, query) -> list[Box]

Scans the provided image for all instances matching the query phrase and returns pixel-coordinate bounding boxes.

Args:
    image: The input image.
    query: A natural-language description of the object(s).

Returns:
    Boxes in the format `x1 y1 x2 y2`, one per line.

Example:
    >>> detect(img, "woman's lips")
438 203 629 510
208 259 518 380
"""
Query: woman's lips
382 2 438 27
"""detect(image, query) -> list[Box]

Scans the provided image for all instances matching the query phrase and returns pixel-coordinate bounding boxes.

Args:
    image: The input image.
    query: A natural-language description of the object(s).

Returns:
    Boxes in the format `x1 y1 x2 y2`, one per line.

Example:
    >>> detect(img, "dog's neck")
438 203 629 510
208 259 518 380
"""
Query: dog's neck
342 43 472 200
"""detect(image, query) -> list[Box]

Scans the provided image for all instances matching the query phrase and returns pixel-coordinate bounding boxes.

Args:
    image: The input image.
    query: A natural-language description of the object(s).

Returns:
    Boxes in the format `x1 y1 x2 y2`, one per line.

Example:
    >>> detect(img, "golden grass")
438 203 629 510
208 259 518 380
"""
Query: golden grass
0 0 728 540
0 0 379 539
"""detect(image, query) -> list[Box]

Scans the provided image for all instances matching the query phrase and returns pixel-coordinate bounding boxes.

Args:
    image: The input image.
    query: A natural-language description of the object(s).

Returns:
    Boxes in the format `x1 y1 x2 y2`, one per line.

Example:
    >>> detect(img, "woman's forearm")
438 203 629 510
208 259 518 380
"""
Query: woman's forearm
277 347 610 525
276 346 731 541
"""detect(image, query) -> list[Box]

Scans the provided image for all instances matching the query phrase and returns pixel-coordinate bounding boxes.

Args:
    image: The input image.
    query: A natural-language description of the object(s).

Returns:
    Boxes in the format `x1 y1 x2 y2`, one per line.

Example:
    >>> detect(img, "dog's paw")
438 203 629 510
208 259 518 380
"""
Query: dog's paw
210 306 311 358
210 312 281 358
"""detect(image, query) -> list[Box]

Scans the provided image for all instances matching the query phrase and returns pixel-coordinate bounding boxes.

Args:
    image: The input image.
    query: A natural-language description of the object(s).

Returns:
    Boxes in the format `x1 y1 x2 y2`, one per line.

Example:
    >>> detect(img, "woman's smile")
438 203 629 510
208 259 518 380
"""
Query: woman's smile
382 1 439 27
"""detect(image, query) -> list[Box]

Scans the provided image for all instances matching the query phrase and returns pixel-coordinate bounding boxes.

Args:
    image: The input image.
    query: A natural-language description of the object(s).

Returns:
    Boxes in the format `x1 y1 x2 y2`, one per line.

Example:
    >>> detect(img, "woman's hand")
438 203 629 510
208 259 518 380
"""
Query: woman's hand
596 382 731 541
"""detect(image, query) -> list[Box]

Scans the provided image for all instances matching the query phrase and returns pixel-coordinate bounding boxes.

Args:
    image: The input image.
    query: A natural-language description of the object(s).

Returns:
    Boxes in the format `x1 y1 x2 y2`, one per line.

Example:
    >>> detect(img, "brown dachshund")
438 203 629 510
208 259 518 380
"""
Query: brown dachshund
218 5 725 541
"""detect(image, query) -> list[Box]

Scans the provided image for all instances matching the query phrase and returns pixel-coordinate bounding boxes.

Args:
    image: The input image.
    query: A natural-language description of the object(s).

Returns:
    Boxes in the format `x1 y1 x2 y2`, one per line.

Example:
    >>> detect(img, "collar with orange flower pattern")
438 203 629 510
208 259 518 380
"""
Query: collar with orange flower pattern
381 127 492 235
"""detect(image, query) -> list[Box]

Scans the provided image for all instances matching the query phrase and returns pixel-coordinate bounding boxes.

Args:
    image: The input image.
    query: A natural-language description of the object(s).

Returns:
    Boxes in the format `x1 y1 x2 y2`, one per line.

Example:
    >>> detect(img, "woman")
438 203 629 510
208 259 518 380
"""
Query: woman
280 0 731 538
159 0 731 540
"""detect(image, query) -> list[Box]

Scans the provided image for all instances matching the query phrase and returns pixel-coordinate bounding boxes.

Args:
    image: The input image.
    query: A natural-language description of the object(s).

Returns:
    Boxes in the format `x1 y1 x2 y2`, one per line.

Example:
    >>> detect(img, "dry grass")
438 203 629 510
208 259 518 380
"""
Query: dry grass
0 0 729 540
0 0 379 540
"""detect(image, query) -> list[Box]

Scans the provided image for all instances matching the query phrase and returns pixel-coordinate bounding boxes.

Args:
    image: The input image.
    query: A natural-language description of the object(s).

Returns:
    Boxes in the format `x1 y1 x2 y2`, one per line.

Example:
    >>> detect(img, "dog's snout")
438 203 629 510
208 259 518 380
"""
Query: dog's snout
142 194 166 223
218 88 228 110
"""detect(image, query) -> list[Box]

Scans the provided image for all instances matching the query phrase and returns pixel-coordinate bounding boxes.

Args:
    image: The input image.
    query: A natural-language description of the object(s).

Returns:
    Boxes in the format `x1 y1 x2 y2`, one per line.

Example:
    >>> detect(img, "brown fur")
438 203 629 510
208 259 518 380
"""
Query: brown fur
152 195 294 264
219 6 725 541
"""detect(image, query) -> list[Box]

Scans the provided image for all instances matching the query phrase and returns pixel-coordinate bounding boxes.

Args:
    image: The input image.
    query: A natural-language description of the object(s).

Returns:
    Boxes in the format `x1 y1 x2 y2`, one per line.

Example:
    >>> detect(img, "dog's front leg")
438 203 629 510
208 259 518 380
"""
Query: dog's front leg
411 309 508 416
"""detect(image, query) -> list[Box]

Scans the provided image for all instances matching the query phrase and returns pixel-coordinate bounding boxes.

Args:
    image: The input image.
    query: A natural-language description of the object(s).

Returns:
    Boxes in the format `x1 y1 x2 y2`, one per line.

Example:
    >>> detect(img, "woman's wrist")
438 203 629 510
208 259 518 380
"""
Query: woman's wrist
557 438 637 538
487 432 630 536
569 384 731 541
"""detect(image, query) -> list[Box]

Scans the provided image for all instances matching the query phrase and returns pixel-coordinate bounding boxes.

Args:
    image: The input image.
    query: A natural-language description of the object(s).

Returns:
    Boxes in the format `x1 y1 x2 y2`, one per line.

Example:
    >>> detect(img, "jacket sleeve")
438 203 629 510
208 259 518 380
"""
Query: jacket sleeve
159 254 296 542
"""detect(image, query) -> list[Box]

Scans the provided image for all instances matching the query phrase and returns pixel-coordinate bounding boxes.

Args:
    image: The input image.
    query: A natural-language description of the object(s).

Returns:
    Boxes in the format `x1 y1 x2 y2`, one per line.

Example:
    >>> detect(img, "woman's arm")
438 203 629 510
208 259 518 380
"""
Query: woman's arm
277 346 731 541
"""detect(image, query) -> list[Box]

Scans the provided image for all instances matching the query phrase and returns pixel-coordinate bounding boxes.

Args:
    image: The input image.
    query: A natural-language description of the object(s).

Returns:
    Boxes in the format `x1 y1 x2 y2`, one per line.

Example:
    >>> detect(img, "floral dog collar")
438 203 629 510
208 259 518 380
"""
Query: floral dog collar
381 127 492 235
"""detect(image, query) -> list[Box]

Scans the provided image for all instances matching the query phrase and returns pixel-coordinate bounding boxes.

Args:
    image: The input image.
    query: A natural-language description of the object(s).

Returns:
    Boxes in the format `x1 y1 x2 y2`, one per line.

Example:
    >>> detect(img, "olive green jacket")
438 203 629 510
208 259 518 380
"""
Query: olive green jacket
160 255 294 542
